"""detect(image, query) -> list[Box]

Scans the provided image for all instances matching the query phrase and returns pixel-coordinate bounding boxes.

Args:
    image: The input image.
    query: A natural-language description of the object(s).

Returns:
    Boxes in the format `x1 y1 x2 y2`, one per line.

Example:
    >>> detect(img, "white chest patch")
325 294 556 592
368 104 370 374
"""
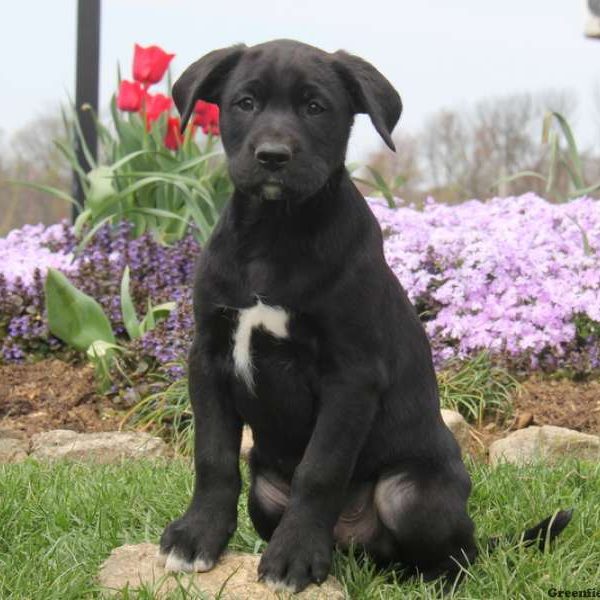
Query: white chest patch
232 300 290 391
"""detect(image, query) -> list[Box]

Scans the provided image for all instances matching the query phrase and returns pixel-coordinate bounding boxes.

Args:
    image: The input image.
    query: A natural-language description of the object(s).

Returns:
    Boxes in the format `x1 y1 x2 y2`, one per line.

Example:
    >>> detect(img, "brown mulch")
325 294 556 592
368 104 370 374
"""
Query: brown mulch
514 377 600 434
464 376 600 459
0 359 127 437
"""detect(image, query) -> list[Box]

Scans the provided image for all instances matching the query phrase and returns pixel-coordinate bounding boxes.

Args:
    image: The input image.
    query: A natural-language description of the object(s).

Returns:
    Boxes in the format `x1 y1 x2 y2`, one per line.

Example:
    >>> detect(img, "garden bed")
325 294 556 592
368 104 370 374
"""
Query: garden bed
1 357 598 449
1 194 598 459
0 359 127 436
516 377 600 433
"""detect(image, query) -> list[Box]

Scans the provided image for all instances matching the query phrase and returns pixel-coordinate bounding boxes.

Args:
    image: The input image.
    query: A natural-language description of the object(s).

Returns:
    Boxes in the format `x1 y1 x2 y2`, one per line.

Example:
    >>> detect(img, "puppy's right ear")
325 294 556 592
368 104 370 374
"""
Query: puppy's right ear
172 44 246 131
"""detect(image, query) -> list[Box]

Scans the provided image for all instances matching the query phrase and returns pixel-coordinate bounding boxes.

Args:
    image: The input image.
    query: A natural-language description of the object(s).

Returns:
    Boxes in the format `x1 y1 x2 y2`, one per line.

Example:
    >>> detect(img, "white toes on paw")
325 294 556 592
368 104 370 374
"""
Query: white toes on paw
160 550 215 573
264 578 297 594
193 557 215 572
164 552 195 573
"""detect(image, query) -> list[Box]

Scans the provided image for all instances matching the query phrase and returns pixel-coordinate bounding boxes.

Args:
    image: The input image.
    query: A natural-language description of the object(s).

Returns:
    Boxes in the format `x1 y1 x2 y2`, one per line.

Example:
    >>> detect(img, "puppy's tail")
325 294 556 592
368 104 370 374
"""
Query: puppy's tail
486 508 574 554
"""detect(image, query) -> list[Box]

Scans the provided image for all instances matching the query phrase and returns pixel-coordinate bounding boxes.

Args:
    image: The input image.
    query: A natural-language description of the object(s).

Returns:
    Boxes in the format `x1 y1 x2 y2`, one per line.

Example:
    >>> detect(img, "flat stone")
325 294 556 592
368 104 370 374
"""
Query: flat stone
489 425 600 466
0 428 29 463
441 409 471 453
30 430 169 463
98 543 345 599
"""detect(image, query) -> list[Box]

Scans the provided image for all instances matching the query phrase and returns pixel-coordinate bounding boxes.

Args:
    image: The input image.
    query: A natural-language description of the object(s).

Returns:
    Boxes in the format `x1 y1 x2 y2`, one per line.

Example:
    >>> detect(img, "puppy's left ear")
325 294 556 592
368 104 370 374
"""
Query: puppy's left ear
332 51 402 151
172 44 247 131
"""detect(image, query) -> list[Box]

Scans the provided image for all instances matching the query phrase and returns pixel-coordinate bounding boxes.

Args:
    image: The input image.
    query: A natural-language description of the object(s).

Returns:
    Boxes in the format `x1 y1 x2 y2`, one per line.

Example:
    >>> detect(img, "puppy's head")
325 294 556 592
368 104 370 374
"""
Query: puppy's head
173 40 402 203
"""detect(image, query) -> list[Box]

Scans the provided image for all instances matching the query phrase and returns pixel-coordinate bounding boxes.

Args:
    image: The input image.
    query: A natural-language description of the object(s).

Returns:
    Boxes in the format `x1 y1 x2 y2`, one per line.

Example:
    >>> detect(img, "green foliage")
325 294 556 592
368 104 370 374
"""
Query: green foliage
119 266 175 340
353 166 406 208
12 99 231 248
437 353 518 425
78 102 232 247
45 267 115 351
87 340 128 392
498 111 600 204
123 364 193 455
574 312 600 342
46 266 174 390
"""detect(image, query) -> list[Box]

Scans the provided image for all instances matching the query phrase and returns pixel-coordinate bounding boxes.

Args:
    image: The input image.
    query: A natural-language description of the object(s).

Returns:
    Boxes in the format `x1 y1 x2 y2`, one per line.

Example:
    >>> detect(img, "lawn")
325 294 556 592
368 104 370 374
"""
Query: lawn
0 458 598 599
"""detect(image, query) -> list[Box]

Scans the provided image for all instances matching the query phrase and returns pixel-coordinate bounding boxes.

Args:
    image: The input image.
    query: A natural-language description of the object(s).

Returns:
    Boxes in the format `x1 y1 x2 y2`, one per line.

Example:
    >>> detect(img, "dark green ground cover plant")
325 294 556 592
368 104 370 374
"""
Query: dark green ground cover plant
0 459 597 599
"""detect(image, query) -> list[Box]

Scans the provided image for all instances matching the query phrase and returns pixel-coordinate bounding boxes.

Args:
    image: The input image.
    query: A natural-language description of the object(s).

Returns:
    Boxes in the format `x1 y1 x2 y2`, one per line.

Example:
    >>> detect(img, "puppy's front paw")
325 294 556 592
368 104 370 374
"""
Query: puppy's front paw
158 511 233 573
258 523 333 594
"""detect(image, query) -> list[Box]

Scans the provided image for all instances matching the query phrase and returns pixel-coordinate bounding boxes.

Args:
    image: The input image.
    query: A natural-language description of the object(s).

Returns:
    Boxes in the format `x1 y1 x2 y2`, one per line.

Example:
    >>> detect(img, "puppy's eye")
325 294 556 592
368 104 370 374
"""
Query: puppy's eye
236 97 255 112
306 100 325 115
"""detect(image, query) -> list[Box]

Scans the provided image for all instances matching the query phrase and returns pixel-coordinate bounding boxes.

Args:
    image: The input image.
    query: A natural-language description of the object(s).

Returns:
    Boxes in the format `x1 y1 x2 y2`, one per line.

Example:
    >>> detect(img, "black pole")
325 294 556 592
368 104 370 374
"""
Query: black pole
72 0 101 221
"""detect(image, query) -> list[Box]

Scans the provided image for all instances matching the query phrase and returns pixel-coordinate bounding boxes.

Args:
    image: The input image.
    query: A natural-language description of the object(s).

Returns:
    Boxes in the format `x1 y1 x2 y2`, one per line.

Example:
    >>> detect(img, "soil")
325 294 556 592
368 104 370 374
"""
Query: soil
515 377 600 434
0 359 127 436
462 376 600 460
0 359 598 450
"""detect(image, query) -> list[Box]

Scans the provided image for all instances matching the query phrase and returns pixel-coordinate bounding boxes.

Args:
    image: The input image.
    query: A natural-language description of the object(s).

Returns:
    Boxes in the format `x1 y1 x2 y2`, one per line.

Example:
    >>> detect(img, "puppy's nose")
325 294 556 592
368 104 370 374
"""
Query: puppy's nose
255 142 292 170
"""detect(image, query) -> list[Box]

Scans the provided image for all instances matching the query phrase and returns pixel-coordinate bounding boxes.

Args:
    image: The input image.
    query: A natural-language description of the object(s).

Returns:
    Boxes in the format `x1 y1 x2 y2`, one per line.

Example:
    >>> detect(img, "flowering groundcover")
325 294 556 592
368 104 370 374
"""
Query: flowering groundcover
0 194 598 376
370 193 600 373
0 221 196 372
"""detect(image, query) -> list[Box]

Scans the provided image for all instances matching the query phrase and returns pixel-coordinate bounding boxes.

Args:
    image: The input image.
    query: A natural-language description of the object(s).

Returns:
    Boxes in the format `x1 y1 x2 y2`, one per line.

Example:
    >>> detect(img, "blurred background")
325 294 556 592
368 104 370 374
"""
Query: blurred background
1 0 598 233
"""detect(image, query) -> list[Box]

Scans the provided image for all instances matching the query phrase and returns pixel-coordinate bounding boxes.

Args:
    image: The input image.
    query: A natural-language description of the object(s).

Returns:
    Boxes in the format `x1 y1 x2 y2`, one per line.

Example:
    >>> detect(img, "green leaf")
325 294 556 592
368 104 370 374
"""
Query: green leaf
545 130 559 198
140 298 156 335
173 151 222 172
87 340 124 359
53 139 89 181
123 207 190 225
87 166 117 217
6 180 82 209
75 214 115 253
367 167 396 208
570 180 600 197
45 268 115 351
120 266 141 339
71 104 98 170
139 301 175 335
548 111 585 189
111 150 160 171
492 171 547 191
566 215 594 256
150 301 176 320
73 209 92 236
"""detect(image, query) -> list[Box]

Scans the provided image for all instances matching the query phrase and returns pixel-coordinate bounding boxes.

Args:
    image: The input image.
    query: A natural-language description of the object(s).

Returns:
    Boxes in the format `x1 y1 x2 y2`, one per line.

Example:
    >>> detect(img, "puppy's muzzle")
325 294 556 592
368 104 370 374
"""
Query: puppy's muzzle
255 142 292 171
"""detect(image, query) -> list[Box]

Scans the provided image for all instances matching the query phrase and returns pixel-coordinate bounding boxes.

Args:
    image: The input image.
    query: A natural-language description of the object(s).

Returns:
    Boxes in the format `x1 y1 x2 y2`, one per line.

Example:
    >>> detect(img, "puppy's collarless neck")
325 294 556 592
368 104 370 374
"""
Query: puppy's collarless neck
231 167 350 225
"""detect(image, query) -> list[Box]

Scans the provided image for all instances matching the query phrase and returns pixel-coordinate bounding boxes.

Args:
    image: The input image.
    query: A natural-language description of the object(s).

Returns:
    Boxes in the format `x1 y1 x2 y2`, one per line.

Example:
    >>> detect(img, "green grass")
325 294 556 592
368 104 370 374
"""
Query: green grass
438 352 518 425
0 459 598 599
122 371 194 457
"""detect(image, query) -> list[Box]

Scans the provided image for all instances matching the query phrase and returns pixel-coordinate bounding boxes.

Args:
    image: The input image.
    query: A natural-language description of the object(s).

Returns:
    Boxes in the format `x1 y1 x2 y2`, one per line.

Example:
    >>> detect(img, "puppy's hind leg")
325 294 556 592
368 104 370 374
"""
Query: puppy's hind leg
248 454 290 542
372 468 477 583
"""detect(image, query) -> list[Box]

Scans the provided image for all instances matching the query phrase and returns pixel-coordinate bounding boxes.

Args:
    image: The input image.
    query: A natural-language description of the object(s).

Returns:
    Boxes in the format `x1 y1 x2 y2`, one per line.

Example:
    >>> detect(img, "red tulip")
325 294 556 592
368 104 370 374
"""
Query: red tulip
133 44 174 87
193 100 220 136
117 80 143 112
144 92 172 127
164 117 183 150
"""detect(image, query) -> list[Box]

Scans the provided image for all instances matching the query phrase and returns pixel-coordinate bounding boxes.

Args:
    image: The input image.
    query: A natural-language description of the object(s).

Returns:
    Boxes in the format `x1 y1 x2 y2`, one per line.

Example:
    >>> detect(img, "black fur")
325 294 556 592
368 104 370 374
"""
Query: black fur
160 39 572 593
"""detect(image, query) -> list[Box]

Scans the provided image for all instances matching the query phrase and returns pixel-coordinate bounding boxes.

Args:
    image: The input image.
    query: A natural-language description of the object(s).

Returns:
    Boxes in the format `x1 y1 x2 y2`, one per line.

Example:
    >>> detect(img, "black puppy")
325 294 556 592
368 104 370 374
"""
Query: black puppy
158 39 572 593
